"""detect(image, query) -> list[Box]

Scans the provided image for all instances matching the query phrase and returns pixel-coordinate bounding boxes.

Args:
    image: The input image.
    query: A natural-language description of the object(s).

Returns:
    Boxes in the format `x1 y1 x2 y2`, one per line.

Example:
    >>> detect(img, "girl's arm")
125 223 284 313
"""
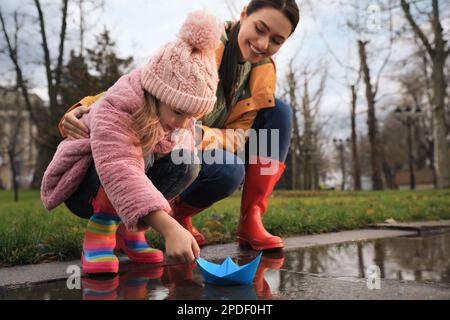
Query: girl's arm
140 210 201 264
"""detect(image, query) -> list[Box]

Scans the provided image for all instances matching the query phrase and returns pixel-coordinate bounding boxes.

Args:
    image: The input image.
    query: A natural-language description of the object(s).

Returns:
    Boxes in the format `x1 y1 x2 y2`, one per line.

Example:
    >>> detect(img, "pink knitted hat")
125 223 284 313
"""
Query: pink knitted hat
141 11 221 117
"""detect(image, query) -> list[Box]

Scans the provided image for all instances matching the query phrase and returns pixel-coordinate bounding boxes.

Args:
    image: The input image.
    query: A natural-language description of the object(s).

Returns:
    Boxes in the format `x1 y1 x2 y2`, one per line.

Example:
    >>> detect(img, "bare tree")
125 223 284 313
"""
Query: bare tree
0 11 30 199
281 58 328 190
400 0 450 188
300 66 327 190
358 39 385 190
305 0 392 190
0 95 27 201
1 0 69 189
397 67 437 187
284 60 302 189
346 0 395 190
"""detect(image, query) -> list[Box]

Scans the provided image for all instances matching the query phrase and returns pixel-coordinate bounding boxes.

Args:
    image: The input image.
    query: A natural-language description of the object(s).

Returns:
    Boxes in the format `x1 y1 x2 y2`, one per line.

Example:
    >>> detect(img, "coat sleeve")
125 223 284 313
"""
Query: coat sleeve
90 99 171 232
200 109 258 153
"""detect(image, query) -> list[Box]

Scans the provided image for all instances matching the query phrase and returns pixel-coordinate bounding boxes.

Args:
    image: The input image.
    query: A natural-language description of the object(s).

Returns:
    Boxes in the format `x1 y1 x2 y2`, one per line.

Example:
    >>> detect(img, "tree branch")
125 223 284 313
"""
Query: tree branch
400 0 434 57
373 0 395 98
34 0 55 108
53 0 69 104
0 9 41 128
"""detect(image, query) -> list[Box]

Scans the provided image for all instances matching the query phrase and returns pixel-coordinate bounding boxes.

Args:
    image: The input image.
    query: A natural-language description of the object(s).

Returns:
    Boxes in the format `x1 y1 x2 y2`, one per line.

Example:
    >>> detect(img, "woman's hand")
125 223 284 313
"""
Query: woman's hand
63 105 91 139
141 209 201 264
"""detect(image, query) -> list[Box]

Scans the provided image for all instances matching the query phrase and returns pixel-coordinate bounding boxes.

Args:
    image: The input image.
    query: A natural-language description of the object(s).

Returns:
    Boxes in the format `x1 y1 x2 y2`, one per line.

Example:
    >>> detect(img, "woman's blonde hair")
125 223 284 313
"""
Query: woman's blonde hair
131 91 161 156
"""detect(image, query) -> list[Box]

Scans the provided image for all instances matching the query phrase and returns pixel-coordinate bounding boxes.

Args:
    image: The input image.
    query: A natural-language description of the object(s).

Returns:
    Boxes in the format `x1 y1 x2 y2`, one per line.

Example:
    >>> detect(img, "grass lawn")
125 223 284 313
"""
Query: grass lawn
1 189 449 267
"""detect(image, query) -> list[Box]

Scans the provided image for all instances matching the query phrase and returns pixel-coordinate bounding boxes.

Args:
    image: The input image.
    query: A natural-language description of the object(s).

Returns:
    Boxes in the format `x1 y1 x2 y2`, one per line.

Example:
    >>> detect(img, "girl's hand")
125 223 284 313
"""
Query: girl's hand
165 225 201 264
140 209 201 264
63 106 90 139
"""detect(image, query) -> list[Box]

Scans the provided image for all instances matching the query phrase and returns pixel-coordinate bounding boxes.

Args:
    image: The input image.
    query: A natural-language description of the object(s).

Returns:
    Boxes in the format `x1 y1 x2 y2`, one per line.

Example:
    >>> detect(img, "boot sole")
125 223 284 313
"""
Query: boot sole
237 237 284 251
82 253 119 274
116 237 164 264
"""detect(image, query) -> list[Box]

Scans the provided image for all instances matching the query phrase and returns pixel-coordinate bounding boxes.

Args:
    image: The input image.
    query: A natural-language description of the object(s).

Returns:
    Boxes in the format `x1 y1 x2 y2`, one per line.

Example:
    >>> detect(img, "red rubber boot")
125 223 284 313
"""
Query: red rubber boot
118 267 164 300
254 253 285 298
169 195 208 246
237 156 286 251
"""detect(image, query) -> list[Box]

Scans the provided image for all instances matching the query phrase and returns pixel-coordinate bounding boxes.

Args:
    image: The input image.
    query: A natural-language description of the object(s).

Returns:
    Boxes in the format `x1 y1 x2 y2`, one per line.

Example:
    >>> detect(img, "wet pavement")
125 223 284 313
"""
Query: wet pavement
1 231 449 300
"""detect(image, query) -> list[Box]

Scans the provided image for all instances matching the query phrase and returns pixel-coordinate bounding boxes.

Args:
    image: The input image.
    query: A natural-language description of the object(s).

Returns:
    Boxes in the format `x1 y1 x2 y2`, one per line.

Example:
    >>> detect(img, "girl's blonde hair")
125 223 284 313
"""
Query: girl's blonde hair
131 91 161 156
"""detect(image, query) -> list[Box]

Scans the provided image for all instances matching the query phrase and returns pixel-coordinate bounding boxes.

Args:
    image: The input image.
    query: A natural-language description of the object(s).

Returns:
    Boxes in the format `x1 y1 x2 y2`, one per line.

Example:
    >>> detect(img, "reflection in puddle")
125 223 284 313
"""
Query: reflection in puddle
277 232 450 282
1 232 449 300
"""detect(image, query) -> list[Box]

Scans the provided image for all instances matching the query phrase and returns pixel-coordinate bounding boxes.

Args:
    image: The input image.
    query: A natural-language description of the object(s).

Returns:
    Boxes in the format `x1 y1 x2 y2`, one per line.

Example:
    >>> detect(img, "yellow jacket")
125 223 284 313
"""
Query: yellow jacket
59 33 277 153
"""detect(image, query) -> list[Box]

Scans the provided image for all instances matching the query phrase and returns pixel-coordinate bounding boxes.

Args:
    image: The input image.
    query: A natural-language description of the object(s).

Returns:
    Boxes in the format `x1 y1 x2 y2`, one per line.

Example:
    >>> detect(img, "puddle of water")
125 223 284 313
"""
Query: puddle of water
276 232 450 282
1 232 449 300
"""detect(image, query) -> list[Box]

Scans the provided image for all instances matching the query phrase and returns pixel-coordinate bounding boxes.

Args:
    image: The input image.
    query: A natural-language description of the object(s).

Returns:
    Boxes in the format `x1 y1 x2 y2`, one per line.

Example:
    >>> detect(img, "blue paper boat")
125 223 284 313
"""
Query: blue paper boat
196 253 262 286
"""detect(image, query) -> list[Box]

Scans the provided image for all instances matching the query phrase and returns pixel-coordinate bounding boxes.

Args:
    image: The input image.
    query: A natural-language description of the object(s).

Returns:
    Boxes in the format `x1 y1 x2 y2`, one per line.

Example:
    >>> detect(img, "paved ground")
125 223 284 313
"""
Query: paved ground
368 220 450 234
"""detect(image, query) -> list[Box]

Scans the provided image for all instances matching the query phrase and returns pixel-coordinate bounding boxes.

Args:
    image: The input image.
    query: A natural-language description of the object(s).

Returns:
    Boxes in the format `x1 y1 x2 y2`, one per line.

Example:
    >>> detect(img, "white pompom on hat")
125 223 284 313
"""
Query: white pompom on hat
140 10 222 117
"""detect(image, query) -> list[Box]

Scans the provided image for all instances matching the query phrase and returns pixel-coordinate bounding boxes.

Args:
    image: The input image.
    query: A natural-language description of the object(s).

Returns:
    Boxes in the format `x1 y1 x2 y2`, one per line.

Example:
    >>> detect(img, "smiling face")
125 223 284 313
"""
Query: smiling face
237 7 293 64
158 101 192 131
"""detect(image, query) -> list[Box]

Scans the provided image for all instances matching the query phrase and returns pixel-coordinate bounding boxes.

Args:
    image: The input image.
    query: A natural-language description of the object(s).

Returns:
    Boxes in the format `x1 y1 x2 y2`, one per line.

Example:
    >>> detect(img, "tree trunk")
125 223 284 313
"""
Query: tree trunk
339 145 346 190
30 140 57 189
430 0 450 187
8 150 19 202
313 162 320 190
381 152 396 189
431 53 450 187
350 85 362 190
290 110 300 189
302 76 313 190
358 40 384 190
287 64 301 190
429 139 438 188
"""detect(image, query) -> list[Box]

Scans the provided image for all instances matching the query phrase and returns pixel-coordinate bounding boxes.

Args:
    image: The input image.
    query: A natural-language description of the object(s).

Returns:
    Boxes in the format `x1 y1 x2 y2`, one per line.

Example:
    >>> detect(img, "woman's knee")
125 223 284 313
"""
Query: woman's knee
182 162 201 188
180 156 245 207
274 98 293 127
253 98 293 132
214 162 246 197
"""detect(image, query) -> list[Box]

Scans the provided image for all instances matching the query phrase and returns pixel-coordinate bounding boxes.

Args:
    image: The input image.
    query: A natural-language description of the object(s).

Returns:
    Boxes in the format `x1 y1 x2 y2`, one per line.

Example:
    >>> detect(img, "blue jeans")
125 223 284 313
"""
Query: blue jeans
181 98 292 208
65 149 200 219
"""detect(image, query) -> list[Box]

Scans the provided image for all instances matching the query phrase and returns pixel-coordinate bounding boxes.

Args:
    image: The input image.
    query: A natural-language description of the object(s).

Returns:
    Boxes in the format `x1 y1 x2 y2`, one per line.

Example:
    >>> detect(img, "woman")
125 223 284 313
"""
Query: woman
59 0 300 251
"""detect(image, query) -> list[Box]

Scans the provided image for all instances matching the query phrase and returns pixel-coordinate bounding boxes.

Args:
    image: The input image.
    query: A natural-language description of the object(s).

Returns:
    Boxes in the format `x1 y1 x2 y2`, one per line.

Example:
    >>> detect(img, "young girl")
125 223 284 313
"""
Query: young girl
60 0 300 252
41 11 222 274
